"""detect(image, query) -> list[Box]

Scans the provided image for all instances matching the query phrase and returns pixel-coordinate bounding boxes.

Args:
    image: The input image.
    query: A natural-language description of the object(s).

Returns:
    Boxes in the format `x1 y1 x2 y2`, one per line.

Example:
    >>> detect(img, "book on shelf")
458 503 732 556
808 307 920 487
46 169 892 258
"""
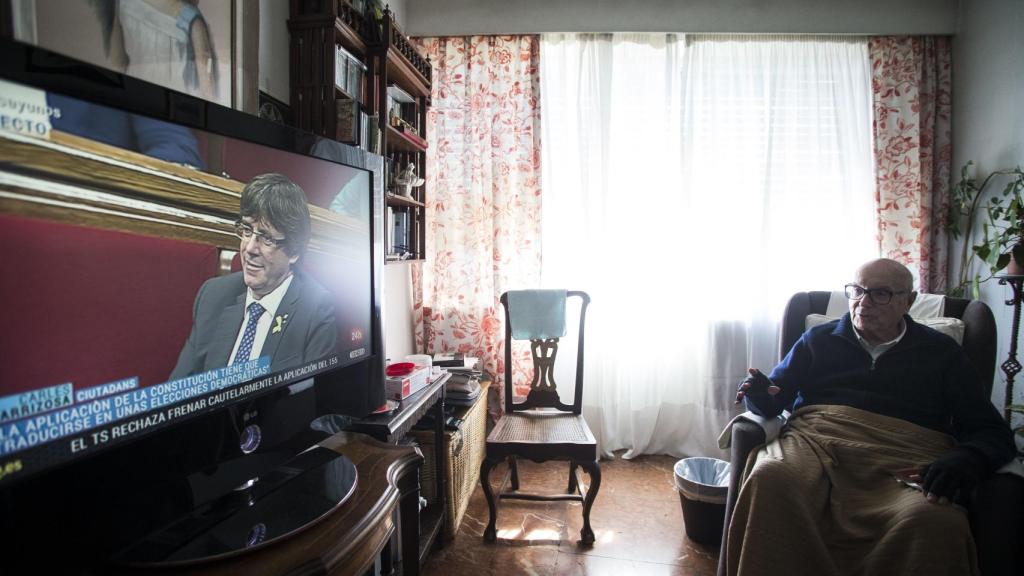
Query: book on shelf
334 46 349 94
365 114 381 154
385 207 394 255
358 110 369 150
335 97 359 144
392 209 409 256
334 45 362 97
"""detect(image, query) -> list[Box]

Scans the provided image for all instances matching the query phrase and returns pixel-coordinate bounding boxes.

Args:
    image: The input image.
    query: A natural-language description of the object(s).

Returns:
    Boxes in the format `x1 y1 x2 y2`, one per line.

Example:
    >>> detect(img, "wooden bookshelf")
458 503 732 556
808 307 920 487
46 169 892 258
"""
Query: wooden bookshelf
289 2 431 263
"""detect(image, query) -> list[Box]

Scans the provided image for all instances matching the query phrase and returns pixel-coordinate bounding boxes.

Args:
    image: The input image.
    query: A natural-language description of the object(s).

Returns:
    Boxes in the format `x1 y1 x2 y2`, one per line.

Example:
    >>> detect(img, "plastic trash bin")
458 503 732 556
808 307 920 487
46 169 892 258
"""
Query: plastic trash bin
674 457 731 546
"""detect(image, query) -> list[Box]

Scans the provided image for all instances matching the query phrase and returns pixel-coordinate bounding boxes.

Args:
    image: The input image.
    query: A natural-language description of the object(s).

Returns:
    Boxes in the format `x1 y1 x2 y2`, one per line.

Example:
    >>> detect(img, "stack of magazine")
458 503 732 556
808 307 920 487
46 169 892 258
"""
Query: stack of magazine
437 355 482 406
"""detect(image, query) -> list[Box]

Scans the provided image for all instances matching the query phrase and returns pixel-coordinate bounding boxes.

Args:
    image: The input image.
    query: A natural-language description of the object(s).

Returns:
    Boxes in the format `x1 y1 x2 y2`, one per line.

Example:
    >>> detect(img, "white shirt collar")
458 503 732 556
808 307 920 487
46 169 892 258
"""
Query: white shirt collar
852 317 907 360
245 273 293 319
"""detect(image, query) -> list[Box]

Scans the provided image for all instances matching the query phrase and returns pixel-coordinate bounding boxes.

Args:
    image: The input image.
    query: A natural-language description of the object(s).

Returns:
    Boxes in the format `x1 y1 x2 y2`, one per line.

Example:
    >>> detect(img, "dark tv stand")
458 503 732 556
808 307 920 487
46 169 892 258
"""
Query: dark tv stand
113 433 420 575
113 446 359 565
347 372 450 573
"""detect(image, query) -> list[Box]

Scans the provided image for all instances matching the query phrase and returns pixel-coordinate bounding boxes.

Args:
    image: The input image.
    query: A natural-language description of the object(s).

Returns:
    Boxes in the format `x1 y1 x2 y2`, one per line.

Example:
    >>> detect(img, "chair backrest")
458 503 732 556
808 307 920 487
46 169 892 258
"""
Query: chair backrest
780 291 997 397
500 290 590 415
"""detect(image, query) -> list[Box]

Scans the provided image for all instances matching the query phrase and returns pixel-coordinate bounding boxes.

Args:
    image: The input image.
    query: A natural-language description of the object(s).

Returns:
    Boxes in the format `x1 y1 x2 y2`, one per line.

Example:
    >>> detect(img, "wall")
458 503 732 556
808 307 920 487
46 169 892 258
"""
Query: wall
389 0 408 31
405 0 957 36
383 262 417 362
259 0 290 103
951 0 1024 418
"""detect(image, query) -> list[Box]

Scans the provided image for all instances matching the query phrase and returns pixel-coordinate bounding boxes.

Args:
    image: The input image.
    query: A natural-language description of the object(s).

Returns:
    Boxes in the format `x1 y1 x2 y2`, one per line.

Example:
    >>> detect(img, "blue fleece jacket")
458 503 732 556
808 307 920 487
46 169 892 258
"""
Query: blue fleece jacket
744 313 1016 471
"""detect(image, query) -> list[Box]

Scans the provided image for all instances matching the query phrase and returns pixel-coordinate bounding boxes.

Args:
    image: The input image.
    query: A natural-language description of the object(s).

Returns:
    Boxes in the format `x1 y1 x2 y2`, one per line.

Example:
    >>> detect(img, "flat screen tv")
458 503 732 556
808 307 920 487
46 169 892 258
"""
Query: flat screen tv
0 37 386 570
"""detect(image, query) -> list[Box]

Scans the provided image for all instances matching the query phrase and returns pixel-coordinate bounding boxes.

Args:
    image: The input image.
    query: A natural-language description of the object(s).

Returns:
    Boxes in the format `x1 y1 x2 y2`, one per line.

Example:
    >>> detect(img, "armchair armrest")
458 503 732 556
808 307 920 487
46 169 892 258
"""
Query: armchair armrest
970 469 1024 576
716 414 784 576
717 411 787 449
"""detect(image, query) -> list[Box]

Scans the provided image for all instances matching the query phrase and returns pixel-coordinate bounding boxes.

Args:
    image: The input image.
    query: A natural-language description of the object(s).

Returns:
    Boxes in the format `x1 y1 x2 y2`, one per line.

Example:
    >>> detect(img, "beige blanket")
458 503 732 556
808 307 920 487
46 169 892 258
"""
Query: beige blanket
725 404 978 576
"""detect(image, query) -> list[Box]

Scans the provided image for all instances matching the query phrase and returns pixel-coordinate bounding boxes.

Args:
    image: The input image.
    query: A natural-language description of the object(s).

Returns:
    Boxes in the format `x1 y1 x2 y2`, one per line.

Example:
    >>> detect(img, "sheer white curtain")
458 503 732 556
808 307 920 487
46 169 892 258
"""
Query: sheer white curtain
539 34 877 458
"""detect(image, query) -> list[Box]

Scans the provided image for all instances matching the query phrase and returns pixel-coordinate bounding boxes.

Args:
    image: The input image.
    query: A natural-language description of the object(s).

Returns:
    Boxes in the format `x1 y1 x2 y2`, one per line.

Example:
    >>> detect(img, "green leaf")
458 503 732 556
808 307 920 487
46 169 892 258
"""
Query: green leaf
972 275 981 300
976 243 991 260
995 252 1011 271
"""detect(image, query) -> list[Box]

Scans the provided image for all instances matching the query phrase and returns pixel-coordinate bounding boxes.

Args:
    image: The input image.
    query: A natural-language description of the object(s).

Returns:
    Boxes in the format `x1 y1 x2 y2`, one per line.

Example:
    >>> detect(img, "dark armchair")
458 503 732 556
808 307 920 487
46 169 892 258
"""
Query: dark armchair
717 291 1024 576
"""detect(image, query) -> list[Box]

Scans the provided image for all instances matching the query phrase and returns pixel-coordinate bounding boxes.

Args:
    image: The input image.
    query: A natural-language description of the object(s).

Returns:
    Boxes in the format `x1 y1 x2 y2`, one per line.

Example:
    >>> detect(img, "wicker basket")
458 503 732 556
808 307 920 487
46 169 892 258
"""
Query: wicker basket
410 383 488 538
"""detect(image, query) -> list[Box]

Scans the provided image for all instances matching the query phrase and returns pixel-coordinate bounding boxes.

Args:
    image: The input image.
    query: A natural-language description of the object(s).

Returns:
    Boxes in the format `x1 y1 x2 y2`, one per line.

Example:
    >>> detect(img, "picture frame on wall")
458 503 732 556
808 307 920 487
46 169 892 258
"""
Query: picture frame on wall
258 91 291 126
5 0 258 113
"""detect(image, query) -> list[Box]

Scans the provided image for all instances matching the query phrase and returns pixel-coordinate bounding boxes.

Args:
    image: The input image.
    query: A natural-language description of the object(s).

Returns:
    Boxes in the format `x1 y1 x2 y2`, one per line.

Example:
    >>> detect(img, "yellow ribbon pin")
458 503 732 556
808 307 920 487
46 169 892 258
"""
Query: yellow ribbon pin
272 314 288 334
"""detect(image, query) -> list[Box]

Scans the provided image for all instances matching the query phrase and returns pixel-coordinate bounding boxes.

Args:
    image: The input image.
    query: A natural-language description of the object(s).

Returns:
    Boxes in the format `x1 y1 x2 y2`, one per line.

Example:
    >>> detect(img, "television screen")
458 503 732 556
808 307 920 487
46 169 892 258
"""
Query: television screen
0 38 385 568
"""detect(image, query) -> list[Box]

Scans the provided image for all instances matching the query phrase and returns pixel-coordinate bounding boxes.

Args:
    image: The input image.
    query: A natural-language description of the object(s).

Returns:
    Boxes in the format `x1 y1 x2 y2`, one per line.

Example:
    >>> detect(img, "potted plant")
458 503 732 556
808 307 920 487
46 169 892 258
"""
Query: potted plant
947 161 1024 297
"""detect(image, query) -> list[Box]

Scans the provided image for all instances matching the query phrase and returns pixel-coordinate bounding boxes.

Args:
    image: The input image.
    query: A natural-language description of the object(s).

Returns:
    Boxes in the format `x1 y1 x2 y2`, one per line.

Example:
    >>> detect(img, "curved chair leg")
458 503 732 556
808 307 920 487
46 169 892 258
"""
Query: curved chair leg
509 456 520 491
480 456 500 542
567 461 579 493
579 460 601 545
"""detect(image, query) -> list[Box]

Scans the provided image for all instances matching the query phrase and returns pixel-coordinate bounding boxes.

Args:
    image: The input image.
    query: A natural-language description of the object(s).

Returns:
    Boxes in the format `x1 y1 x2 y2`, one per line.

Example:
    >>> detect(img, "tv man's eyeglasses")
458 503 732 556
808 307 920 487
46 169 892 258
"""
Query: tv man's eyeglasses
234 220 287 249
844 283 907 305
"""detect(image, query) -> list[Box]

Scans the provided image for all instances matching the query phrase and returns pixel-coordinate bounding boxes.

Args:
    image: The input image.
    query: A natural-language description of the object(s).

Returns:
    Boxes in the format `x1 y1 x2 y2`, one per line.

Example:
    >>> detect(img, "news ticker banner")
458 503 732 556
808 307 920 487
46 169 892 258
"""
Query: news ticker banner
0 354 341 485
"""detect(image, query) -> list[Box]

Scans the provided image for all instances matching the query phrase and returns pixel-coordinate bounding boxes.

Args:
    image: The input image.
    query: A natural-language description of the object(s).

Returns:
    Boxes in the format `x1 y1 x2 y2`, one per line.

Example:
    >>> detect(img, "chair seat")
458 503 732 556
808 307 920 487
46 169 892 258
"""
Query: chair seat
486 411 597 462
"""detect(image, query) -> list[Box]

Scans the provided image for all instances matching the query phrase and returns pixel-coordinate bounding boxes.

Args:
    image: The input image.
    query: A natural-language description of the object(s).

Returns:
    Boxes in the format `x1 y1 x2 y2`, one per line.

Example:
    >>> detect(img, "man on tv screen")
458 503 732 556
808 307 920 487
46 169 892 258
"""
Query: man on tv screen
170 173 337 380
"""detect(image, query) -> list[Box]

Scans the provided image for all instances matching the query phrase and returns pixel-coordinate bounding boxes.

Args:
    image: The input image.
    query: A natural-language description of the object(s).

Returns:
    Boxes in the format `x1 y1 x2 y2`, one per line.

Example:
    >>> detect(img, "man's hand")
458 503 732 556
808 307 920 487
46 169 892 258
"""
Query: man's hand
735 368 781 404
920 446 987 505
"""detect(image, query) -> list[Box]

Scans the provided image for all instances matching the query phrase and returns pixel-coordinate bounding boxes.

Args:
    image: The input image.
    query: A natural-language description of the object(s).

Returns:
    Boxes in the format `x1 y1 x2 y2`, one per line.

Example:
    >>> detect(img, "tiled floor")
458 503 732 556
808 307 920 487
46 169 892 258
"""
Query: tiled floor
422 455 720 575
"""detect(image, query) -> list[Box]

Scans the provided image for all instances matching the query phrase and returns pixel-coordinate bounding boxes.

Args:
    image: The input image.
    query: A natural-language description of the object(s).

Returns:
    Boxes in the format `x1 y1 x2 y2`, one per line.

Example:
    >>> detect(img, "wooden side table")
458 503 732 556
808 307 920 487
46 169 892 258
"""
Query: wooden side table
347 373 451 573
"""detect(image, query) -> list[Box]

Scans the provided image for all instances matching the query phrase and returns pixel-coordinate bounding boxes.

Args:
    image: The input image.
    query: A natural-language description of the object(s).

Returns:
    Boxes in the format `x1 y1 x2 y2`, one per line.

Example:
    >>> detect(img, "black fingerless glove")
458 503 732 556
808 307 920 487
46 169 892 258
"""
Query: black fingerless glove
736 371 778 399
921 446 989 505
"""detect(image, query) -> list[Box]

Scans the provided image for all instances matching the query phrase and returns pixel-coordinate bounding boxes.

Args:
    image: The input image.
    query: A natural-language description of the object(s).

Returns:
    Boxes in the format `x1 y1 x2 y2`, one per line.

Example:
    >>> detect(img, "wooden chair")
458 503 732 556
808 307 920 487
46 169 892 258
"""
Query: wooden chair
480 290 601 544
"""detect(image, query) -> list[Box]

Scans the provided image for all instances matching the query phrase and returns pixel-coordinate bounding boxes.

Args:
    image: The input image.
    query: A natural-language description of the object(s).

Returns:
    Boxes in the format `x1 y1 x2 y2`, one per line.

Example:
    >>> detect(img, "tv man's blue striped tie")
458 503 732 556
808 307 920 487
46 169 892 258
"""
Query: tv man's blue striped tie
233 302 266 364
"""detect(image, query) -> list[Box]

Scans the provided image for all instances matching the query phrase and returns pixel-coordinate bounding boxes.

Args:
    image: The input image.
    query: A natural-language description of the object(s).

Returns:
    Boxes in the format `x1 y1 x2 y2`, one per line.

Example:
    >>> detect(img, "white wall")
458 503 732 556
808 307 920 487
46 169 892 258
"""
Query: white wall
389 0 408 30
406 0 957 36
951 0 1024 417
383 262 417 362
259 0 290 103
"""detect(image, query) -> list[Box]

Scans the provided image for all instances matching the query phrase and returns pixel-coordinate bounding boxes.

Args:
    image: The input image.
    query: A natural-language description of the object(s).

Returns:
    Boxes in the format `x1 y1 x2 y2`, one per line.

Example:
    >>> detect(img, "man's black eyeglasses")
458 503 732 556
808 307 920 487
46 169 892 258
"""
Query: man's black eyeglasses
234 220 287 249
844 283 907 305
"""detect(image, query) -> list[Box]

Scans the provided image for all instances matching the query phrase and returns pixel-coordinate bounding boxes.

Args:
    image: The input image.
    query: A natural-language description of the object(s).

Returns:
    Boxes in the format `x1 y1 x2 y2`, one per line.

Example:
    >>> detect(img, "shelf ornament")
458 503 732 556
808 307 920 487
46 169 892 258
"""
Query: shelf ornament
394 162 424 198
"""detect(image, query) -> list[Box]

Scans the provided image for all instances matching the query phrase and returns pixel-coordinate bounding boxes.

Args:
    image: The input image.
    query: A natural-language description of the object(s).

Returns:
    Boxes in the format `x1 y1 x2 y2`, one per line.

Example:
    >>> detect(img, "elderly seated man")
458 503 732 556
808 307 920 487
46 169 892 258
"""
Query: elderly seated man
728 258 1016 576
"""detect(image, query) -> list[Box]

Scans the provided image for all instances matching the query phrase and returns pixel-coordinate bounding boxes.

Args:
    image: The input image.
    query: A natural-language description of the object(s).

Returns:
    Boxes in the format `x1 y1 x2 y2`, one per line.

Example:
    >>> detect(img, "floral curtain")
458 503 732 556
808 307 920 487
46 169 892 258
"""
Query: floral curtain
413 35 543 405
870 37 953 293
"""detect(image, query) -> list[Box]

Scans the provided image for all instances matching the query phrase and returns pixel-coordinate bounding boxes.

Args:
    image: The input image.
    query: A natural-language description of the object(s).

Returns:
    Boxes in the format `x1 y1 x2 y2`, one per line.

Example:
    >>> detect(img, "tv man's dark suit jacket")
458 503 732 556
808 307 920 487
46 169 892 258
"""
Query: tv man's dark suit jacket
170 271 337 380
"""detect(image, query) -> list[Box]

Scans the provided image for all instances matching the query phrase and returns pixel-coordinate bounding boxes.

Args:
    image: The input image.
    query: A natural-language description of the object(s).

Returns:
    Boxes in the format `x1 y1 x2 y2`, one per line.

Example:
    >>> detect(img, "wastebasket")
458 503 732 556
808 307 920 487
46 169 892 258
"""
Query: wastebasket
674 457 730 546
